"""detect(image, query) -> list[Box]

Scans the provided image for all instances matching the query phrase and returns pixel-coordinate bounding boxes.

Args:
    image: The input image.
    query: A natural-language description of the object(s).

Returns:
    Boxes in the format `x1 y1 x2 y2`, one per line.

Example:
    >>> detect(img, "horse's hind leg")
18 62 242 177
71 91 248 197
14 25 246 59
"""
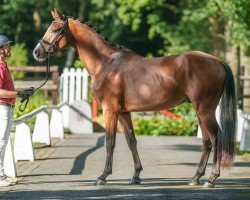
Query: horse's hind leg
188 117 212 186
119 112 143 184
196 110 220 188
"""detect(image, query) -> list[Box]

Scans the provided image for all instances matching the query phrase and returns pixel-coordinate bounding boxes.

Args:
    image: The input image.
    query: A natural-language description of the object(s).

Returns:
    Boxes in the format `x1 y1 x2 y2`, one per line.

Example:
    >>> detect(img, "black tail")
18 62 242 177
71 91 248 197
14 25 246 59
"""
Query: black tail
218 61 237 168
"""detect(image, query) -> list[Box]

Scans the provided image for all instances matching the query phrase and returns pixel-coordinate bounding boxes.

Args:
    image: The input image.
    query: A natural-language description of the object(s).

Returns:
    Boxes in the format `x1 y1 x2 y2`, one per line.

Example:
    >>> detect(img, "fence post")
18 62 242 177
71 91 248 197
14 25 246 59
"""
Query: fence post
240 114 250 151
50 109 64 138
32 111 51 145
76 68 82 101
237 109 245 142
62 68 69 102
69 68 76 104
14 122 35 162
60 104 70 129
82 69 89 100
68 100 93 134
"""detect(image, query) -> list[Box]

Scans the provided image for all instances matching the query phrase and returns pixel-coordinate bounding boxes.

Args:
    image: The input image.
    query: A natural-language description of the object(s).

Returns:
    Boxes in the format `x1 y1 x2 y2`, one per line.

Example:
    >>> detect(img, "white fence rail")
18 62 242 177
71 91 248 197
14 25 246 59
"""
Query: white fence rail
4 102 68 178
4 68 93 178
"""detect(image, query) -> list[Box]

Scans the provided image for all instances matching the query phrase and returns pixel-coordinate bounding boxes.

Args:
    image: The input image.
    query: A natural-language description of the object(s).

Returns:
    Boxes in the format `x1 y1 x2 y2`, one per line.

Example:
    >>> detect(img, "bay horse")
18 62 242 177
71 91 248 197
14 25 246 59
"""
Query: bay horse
33 9 237 188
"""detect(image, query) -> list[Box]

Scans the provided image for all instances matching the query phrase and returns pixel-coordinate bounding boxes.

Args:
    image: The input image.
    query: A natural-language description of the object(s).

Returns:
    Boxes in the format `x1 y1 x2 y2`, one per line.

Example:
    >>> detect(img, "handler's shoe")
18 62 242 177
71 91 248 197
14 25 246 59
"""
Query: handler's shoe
0 174 18 187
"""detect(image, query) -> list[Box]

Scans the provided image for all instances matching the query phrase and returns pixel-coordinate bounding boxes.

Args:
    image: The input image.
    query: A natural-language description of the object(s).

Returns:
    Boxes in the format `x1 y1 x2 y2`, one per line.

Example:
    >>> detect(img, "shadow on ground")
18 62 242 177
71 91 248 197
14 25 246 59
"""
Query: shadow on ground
2 178 250 200
150 144 202 152
70 135 105 174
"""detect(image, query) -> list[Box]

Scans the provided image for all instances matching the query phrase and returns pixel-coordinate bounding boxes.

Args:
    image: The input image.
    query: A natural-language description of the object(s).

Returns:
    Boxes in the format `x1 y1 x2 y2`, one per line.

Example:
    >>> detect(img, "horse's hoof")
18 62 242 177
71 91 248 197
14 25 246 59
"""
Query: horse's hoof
129 178 141 185
188 180 200 186
203 181 214 188
94 178 106 186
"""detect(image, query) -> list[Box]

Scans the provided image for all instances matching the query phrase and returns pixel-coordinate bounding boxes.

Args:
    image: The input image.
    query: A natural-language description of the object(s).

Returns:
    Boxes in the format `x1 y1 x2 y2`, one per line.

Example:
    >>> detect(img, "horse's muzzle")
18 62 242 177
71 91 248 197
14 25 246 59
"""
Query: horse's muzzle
33 44 47 62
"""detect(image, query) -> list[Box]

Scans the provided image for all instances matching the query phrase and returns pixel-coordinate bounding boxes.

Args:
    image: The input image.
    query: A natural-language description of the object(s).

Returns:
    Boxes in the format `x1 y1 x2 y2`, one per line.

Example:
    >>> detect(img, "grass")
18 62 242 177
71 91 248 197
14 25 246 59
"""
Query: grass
33 142 50 149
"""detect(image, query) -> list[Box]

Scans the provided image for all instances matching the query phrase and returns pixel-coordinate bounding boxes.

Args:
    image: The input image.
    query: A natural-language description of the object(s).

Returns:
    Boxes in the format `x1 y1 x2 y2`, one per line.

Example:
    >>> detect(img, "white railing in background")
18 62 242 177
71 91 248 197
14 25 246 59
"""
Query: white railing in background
239 113 250 151
60 68 89 103
4 102 67 178
197 108 250 151
4 68 94 178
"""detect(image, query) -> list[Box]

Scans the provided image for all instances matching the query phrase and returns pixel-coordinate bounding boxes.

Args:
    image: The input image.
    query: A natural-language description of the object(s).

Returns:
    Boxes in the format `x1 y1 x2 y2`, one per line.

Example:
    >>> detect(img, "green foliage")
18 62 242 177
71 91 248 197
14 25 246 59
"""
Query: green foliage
134 103 198 136
73 58 84 69
170 103 197 119
14 91 51 118
134 116 197 136
6 43 28 80
115 0 211 55
1 0 250 63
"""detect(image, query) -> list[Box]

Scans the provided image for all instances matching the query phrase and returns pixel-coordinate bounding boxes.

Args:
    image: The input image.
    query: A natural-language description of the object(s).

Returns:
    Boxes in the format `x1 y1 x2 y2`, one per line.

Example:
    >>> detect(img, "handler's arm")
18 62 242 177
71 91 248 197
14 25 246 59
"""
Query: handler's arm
0 88 18 98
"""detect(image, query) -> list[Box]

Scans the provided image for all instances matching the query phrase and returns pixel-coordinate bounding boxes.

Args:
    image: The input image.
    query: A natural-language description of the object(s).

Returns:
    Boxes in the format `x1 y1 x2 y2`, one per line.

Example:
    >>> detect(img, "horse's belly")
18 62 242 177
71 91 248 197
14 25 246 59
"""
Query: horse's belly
124 91 186 112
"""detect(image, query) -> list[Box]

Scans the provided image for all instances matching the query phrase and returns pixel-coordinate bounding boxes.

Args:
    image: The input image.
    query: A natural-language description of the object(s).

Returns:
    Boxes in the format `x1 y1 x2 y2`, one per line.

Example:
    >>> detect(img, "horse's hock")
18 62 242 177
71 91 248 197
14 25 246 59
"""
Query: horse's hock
9 66 59 104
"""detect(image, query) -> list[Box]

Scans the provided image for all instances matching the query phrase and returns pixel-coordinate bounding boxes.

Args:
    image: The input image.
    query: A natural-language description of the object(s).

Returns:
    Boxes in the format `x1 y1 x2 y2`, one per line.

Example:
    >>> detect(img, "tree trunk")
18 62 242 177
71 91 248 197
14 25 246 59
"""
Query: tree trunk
209 16 226 59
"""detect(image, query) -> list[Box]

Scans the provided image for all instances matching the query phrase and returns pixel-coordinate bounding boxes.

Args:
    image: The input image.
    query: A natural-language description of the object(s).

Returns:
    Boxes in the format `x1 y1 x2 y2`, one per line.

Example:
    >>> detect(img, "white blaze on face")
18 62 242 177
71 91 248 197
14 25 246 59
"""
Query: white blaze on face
33 43 46 62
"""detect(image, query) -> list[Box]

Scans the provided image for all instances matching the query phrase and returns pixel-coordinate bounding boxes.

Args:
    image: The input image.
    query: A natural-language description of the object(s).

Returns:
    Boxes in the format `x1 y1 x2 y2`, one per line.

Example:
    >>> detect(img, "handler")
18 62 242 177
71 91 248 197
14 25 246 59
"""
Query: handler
0 35 33 187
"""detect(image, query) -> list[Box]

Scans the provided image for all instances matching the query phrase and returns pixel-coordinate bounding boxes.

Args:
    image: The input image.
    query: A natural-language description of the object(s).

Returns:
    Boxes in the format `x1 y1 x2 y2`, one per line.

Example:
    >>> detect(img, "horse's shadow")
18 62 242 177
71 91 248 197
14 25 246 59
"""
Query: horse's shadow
3 177 250 200
69 135 105 174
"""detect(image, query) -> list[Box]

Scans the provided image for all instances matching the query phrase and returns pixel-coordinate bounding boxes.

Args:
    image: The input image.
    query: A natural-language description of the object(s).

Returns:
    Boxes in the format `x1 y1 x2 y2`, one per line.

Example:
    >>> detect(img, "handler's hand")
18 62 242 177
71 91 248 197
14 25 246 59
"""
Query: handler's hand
17 87 35 99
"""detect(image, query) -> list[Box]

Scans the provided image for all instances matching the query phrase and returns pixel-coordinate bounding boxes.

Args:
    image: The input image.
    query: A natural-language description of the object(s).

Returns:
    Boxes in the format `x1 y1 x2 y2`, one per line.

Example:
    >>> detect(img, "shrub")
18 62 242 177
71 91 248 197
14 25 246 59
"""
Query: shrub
14 91 51 130
134 103 198 136
73 58 83 69
6 43 28 80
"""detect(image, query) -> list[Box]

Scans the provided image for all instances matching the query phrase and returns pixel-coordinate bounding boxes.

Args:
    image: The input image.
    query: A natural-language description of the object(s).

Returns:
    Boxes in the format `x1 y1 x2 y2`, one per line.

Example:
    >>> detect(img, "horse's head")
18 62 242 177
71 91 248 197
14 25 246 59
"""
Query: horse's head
33 9 69 62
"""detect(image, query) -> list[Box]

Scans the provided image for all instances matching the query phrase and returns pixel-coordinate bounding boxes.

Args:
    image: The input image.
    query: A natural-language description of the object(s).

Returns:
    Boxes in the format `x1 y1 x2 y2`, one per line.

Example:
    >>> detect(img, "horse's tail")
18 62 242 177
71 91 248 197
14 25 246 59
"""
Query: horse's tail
218 61 237 168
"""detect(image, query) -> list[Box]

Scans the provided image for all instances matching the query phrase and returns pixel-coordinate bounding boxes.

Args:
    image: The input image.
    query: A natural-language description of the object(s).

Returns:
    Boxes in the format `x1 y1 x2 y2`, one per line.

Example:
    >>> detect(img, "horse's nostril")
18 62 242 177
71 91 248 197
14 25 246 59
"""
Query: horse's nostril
33 49 40 57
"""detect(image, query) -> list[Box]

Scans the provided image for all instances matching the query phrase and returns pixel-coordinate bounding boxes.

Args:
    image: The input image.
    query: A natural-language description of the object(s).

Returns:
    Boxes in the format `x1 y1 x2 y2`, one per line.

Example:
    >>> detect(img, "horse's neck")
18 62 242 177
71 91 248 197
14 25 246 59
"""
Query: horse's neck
68 19 116 76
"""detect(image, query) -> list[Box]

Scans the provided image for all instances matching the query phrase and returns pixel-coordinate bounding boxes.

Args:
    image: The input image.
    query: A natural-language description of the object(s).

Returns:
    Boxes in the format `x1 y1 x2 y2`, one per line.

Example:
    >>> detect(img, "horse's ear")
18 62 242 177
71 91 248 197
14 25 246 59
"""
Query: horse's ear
51 8 63 21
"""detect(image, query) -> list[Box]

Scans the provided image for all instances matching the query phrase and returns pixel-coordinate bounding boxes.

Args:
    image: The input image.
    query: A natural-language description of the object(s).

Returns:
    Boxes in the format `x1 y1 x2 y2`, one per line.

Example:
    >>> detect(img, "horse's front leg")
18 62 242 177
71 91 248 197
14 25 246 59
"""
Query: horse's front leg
94 109 118 185
118 112 143 185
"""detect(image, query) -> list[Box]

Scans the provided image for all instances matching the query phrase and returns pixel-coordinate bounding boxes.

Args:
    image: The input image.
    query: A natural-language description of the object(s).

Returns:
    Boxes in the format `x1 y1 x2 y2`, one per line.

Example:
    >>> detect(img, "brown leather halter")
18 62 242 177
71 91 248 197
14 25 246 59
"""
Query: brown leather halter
38 18 68 55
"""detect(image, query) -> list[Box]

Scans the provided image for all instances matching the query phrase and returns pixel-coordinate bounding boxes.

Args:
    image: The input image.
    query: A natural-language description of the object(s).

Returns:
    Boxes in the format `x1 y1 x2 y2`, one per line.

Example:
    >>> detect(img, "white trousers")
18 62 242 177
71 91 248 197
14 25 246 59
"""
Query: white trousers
0 105 13 176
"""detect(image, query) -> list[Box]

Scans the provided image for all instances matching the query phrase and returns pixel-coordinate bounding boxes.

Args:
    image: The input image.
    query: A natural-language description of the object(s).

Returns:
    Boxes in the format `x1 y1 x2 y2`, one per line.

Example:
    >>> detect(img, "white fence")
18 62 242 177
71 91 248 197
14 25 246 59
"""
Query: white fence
197 108 250 151
4 102 67 178
59 68 93 133
4 68 94 178
60 68 89 103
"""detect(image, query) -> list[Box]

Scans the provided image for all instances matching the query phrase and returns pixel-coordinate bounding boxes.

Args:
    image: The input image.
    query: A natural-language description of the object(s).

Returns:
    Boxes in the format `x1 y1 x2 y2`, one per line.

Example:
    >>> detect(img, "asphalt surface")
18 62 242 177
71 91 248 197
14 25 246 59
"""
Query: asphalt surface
0 133 249 200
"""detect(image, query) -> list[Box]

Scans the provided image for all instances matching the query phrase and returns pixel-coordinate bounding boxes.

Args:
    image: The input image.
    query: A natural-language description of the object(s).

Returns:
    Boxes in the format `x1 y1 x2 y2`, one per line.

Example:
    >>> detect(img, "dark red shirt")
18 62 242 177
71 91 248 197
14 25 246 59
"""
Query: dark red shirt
0 60 16 104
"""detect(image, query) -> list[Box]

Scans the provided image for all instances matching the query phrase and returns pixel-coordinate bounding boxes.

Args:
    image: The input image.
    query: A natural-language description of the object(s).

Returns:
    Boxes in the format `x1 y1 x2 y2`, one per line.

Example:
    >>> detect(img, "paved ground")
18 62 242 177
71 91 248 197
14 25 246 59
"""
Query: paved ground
0 133 250 200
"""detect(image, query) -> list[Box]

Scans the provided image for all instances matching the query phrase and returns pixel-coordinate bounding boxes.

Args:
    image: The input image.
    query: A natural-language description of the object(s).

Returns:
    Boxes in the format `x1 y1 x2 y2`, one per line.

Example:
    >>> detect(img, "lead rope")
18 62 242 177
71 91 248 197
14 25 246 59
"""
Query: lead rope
19 52 51 112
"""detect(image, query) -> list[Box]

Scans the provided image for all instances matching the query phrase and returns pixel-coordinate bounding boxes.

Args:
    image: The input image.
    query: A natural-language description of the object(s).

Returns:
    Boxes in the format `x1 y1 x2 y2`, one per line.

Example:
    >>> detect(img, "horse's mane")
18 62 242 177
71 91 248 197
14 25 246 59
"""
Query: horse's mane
65 15 124 50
